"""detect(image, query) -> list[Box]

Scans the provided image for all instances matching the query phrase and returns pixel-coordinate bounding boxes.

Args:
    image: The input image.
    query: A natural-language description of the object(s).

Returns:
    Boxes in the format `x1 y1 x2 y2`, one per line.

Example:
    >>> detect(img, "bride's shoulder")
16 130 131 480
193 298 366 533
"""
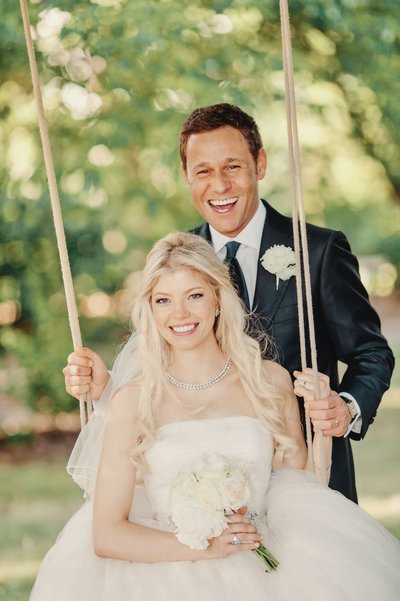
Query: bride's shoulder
108 382 142 422
261 360 293 393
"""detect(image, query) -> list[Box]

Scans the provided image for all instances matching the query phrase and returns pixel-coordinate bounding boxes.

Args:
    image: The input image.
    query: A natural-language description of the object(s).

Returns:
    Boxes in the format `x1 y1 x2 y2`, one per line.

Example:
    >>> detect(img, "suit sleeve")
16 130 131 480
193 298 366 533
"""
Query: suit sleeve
319 231 394 440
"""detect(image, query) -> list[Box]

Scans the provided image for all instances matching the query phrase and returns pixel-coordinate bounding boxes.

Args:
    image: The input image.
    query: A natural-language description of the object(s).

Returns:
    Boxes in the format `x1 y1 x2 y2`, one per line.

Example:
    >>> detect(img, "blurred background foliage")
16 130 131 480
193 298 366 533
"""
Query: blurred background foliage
0 0 399 415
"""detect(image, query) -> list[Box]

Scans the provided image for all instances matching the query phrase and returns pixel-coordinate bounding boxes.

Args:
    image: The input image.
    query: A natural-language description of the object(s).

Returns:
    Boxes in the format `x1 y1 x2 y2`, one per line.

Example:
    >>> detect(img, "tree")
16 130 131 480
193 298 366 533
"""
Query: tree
1 0 399 412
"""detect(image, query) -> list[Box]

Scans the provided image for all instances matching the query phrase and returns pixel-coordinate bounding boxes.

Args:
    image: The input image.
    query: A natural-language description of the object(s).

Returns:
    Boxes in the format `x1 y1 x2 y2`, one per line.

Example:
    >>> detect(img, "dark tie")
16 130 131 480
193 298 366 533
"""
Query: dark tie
224 241 250 310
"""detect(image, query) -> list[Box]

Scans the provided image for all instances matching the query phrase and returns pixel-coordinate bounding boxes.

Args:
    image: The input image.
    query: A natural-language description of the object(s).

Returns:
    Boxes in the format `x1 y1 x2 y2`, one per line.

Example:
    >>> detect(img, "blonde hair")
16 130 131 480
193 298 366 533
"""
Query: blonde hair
115 232 297 468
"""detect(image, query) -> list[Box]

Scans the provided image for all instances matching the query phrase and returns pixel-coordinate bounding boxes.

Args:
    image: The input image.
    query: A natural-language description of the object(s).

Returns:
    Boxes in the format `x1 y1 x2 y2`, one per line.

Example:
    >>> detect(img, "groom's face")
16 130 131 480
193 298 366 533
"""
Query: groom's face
183 126 267 238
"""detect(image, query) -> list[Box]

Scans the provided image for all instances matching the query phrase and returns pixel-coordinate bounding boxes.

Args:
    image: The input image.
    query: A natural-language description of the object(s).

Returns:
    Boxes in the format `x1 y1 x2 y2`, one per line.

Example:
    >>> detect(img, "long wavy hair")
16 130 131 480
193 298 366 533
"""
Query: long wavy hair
112 232 298 469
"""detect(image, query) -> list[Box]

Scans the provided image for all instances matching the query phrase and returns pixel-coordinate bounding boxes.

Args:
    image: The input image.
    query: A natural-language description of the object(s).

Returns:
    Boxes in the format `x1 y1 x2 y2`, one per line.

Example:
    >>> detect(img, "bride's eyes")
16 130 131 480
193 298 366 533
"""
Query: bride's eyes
154 293 203 304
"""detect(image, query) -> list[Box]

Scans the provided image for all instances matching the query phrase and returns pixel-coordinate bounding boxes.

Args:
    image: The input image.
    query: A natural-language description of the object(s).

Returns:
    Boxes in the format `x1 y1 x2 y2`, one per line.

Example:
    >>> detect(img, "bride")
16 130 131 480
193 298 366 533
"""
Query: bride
30 232 400 600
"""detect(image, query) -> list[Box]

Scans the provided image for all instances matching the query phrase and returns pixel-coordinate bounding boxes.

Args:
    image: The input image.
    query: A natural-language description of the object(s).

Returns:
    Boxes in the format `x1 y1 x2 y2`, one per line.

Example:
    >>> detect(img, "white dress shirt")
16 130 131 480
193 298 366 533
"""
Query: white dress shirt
209 199 361 436
209 201 266 309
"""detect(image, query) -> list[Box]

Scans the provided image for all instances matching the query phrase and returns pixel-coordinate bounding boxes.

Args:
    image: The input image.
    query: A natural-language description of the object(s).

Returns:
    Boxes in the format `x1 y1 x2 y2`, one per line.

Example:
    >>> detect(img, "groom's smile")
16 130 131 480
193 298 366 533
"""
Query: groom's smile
183 125 267 238
208 197 239 213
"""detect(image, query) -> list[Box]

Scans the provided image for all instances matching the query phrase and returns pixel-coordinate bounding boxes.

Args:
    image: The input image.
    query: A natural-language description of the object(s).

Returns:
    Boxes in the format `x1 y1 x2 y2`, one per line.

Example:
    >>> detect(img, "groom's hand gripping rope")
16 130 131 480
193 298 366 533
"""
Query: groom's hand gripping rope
293 368 353 437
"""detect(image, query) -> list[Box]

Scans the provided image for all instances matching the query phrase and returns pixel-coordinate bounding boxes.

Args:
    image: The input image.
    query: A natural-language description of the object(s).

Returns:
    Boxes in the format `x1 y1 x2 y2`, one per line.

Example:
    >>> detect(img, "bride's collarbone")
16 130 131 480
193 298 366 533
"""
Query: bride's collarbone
157 386 255 426
173 378 250 405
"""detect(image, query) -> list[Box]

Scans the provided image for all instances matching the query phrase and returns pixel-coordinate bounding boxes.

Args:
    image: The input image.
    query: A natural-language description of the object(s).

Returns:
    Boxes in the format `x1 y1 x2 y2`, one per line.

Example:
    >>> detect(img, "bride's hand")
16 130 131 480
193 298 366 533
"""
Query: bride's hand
206 507 261 559
63 347 110 401
293 368 353 437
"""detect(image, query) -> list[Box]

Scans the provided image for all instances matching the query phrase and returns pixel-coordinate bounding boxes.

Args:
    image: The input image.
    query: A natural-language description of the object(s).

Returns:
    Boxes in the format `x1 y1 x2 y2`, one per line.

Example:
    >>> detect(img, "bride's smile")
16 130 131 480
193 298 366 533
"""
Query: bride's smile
151 268 219 352
169 323 198 335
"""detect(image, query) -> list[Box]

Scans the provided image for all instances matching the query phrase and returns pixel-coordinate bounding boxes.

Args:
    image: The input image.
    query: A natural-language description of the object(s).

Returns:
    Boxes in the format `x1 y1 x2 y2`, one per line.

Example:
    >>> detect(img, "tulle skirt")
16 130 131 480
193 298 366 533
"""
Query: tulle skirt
29 470 400 601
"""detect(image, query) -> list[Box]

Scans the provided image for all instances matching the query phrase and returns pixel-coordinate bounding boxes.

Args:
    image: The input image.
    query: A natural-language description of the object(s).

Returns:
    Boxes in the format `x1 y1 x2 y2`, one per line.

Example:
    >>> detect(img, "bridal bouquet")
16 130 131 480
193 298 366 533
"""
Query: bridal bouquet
170 452 279 572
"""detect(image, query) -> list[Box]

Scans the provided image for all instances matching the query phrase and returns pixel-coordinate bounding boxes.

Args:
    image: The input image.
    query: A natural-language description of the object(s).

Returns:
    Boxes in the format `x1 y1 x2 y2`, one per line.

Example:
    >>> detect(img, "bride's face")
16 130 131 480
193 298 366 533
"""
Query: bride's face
151 268 218 352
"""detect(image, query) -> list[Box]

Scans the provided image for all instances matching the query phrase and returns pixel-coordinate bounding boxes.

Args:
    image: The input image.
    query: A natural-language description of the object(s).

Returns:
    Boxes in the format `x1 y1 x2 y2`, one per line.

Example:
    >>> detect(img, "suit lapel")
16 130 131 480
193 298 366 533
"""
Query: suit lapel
191 222 212 244
193 205 295 321
253 201 295 320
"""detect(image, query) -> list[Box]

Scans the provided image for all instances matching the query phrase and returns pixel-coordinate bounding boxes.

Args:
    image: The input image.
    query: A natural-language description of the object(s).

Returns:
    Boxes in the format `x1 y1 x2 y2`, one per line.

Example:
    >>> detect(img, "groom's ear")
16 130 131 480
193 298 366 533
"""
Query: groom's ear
256 148 267 180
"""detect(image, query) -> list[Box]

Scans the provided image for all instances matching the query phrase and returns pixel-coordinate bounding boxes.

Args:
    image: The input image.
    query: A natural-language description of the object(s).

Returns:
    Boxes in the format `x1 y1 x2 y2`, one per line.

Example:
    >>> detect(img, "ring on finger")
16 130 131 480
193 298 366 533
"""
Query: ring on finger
335 418 339 428
231 535 241 545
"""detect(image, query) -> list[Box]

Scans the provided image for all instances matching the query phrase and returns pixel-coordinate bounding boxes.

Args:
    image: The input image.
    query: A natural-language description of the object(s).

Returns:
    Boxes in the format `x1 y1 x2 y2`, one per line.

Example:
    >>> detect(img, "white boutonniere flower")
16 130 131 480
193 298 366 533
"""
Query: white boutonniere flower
260 244 296 290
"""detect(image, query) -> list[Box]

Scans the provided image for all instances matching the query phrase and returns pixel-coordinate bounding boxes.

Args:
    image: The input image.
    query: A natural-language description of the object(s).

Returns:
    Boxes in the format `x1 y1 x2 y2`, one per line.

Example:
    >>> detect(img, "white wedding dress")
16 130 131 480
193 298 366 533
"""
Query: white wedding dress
30 415 400 600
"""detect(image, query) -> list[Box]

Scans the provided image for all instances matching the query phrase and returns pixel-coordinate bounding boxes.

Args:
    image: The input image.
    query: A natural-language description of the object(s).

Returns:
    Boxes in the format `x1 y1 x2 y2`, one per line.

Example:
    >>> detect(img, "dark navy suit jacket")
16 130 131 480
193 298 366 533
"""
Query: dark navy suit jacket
192 200 394 502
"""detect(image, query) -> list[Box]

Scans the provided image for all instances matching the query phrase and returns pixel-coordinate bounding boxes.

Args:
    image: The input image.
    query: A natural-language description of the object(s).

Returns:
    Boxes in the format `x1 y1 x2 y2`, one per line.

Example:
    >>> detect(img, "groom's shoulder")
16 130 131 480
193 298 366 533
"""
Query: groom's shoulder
188 223 202 235
188 222 210 239
267 202 344 247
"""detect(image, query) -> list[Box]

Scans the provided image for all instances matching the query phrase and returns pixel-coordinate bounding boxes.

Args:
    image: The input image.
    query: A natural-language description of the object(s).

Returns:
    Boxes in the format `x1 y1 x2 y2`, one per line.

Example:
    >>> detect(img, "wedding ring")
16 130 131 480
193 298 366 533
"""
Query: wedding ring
231 535 241 545
335 418 339 428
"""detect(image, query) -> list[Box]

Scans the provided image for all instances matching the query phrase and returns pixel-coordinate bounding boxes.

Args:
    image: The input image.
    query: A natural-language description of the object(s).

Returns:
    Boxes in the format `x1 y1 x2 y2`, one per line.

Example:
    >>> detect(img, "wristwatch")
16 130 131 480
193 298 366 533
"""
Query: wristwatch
342 396 359 423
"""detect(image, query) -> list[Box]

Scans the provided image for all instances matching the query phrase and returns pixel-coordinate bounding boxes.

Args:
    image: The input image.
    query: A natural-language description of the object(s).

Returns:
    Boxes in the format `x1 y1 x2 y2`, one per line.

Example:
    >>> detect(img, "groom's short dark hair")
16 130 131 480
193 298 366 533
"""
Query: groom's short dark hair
179 103 263 171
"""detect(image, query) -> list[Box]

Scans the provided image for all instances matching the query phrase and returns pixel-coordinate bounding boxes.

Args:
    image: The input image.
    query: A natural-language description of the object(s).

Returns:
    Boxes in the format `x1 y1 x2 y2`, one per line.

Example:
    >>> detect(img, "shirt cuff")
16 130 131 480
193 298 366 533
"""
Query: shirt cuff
339 392 362 437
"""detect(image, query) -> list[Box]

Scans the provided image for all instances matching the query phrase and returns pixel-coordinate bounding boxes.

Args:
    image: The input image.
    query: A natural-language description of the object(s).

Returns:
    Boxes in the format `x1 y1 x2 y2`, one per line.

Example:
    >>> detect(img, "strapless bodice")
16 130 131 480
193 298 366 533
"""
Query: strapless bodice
143 416 274 517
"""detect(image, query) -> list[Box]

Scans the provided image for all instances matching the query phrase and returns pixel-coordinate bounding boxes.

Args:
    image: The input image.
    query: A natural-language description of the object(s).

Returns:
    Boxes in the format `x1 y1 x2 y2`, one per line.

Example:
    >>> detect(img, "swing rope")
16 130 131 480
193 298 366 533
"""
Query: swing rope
19 0 92 429
20 0 328 480
279 0 328 481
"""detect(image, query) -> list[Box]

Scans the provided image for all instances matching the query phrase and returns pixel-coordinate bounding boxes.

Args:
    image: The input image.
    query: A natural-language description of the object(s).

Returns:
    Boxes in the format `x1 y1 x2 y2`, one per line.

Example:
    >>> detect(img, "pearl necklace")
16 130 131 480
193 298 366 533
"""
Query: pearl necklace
166 358 232 391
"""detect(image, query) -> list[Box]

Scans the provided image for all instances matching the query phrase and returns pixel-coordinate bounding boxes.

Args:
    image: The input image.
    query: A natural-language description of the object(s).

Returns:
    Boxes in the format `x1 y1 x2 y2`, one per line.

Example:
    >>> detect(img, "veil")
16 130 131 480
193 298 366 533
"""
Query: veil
67 333 143 499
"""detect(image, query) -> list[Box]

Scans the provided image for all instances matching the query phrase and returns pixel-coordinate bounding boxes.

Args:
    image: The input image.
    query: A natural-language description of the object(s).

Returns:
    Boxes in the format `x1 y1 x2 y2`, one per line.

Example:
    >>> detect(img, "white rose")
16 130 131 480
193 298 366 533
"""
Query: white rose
171 471 223 511
173 504 227 550
170 497 198 532
260 245 295 272
280 264 296 280
172 471 198 499
170 474 227 550
195 479 224 511
196 452 228 479
220 470 251 511
260 244 296 290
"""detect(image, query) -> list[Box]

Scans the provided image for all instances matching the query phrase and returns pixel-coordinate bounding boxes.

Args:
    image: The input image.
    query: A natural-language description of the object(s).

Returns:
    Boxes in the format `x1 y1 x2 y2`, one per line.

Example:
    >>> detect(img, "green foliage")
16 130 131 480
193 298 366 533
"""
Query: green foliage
0 0 399 411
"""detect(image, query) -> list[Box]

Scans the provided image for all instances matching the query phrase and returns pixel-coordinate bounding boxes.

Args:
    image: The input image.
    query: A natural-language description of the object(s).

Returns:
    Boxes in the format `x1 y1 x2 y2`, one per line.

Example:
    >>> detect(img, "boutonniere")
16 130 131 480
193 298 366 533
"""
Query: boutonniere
260 244 296 290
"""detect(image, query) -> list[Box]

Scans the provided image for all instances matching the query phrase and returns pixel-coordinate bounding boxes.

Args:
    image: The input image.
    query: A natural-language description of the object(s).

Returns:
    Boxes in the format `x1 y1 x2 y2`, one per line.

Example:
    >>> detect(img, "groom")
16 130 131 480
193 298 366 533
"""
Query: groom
64 103 394 502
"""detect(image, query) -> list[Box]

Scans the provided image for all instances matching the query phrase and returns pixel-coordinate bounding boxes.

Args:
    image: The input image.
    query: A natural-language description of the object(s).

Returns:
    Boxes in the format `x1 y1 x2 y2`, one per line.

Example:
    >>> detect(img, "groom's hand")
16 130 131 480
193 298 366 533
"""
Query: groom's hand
63 347 110 401
305 393 352 437
293 368 352 437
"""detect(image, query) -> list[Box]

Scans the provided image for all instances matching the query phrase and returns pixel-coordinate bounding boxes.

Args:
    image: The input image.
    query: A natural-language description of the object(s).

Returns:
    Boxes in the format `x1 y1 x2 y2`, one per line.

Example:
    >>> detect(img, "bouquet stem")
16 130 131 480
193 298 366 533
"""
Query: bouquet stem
253 544 279 572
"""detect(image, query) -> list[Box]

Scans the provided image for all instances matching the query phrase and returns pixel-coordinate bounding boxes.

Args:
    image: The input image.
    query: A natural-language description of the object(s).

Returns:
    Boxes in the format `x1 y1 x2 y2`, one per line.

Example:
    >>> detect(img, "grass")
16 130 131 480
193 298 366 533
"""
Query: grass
0 398 399 600
0 456 83 601
352 393 400 539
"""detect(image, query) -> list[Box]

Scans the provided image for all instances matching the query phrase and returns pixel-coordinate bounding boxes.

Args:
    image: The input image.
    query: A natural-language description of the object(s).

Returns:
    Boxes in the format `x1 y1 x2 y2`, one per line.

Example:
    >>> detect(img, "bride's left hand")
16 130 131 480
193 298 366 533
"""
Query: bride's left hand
293 368 352 437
